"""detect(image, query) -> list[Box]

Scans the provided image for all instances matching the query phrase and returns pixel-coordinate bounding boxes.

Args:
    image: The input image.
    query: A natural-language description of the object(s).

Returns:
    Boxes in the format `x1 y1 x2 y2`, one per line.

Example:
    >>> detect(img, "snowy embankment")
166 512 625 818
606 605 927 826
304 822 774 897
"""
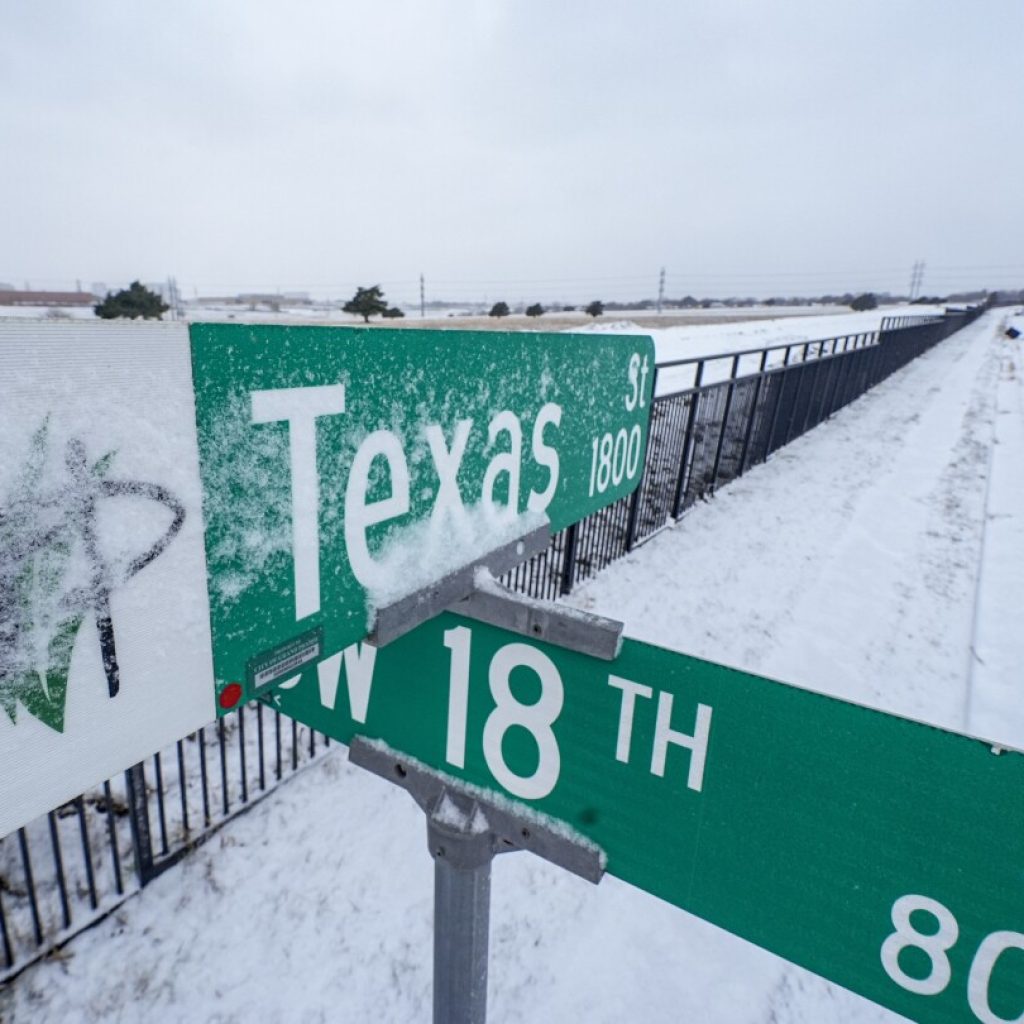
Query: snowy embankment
1 311 1016 1024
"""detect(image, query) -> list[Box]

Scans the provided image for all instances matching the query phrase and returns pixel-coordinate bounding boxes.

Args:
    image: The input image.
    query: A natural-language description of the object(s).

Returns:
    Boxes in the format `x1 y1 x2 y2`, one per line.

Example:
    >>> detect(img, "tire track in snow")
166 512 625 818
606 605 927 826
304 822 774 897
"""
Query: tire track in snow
760 313 1000 727
964 315 1024 747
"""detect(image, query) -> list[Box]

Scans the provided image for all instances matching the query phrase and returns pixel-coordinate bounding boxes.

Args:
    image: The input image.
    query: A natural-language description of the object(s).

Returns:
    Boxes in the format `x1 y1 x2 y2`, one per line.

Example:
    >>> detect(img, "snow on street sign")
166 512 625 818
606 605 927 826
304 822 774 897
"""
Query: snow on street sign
189 323 654 713
271 612 1024 1024
0 321 653 837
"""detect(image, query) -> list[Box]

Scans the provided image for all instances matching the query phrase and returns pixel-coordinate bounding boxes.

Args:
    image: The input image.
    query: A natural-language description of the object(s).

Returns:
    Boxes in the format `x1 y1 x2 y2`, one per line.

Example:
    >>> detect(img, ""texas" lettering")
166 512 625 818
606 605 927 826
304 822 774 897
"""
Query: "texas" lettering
250 384 562 621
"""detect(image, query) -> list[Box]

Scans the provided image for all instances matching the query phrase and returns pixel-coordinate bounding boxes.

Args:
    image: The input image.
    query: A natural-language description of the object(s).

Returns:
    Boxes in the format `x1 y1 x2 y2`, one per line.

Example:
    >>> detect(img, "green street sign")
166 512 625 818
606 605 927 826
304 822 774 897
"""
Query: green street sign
269 612 1024 1024
189 325 655 712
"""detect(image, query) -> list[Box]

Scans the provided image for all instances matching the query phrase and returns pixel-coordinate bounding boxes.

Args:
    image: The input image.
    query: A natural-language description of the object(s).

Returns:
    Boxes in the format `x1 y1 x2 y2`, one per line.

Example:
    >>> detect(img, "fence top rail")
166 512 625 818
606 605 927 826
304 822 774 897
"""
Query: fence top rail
653 311 951 373
653 335 880 403
654 330 878 372
879 313 946 329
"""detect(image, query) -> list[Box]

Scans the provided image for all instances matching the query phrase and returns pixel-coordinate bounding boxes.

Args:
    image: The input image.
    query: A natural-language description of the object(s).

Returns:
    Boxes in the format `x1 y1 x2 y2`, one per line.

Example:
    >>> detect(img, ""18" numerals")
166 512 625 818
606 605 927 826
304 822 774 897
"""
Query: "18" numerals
443 626 563 800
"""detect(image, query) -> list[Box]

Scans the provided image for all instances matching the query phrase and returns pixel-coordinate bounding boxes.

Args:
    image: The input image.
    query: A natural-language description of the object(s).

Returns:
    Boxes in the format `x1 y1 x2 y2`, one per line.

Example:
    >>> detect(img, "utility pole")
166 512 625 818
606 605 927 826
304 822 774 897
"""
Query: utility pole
656 267 665 314
420 273 426 318
908 259 926 301
166 276 182 320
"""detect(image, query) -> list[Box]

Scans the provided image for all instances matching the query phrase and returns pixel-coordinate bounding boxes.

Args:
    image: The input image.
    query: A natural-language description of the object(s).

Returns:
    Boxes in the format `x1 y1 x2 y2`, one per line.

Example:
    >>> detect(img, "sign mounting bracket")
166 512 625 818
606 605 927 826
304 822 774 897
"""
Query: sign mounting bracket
366 522 550 648
453 569 623 661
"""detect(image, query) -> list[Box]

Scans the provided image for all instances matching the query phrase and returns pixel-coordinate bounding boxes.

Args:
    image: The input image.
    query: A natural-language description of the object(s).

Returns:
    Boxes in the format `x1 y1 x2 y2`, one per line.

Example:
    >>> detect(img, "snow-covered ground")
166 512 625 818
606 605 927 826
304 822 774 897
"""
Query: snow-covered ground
0 310 1017 1024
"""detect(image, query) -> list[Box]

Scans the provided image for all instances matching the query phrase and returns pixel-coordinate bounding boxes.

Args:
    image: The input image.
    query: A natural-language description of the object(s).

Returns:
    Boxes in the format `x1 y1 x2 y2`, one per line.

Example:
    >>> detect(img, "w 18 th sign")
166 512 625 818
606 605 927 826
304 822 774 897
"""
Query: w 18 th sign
271 612 1024 1024
0 321 653 837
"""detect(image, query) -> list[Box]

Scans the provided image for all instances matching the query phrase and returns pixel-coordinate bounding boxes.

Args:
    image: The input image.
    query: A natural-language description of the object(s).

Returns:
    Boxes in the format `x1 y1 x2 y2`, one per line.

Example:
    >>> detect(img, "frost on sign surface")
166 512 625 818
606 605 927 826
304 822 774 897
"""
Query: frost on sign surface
0 419 186 732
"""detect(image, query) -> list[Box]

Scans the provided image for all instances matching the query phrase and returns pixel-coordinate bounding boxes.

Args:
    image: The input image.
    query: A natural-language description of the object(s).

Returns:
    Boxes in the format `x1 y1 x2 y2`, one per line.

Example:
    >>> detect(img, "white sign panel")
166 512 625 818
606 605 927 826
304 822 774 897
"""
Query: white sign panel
0 322 215 836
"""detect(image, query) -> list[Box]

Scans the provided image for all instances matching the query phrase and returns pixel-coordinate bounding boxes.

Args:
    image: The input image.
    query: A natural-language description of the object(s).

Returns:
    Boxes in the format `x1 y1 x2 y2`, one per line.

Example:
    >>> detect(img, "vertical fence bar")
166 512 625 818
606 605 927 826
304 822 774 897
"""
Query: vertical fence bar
737 351 769 475
17 829 43 947
75 797 98 910
275 712 283 781
218 718 230 816
820 350 843 420
198 727 211 826
47 811 72 931
709 355 740 492
153 754 169 856
238 707 248 804
671 361 704 518
0 888 13 968
177 740 190 835
257 703 267 792
763 367 787 458
800 357 825 436
559 524 578 596
784 350 811 444
103 780 124 896
624 485 642 552
125 763 154 886
837 345 859 410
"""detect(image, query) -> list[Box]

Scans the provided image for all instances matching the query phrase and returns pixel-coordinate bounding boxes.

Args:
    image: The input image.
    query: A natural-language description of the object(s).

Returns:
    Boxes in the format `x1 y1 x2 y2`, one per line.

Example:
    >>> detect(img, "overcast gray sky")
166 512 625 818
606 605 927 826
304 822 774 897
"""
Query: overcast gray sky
2 1 1022 303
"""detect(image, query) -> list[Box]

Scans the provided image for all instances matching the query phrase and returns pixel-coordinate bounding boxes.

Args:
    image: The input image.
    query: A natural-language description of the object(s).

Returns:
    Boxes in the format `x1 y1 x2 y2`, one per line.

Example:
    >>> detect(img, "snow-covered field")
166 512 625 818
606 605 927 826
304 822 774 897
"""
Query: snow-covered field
575 306 948 394
0 301 947 399
0 310 1018 1024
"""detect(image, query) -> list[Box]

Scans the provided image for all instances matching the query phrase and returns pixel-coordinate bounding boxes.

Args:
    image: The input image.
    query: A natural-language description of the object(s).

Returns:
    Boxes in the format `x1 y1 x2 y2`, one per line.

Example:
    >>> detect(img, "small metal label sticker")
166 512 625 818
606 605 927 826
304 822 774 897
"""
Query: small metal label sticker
246 627 323 694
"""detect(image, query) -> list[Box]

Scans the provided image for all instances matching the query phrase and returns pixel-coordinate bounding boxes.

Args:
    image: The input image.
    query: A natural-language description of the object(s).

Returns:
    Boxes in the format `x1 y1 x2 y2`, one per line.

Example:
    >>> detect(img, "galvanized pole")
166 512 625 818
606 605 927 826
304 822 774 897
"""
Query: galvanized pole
430 814 493 1024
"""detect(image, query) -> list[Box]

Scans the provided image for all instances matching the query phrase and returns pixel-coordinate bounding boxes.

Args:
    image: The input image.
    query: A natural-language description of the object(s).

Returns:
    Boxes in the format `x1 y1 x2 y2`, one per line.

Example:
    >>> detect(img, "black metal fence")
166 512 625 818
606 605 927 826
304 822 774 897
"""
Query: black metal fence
504 305 982 596
0 305 984 983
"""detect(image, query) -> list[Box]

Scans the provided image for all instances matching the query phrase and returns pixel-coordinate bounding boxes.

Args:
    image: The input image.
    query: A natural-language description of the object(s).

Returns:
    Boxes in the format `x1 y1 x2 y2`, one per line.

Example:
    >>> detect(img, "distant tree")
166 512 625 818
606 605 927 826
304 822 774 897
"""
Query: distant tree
94 281 169 320
488 301 510 318
850 293 878 311
381 306 405 318
525 303 544 318
343 284 389 322
585 300 604 318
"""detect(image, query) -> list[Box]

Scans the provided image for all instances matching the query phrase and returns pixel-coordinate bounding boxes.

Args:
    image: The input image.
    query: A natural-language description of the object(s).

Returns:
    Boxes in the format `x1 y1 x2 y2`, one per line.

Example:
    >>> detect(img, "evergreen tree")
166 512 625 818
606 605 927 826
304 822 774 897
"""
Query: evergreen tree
585 300 604 318
343 285 389 322
93 281 169 320
850 293 878 311
525 303 544 318
488 301 510 318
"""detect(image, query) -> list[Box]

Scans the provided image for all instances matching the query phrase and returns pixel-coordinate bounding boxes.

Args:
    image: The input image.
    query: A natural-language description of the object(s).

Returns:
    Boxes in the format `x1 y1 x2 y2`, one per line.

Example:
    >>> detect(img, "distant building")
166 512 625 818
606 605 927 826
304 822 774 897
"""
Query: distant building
0 289 95 307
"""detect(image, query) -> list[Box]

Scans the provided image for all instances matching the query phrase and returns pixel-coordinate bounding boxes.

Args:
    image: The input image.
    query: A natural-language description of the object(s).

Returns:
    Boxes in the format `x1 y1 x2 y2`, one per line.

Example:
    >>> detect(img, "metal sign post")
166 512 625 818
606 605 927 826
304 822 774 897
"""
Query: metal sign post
350 738 605 1024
